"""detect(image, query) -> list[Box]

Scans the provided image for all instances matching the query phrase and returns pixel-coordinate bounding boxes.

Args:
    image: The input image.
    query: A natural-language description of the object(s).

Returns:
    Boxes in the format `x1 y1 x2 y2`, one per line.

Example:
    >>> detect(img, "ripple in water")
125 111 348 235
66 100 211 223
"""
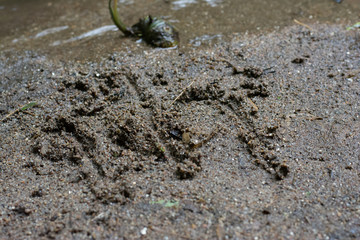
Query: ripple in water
51 25 118 46
172 0 223 10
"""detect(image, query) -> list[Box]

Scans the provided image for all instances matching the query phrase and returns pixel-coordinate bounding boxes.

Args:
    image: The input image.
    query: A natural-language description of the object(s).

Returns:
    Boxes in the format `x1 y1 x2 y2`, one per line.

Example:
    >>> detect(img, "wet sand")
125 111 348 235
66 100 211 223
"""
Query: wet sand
1 0 360 239
1 23 360 239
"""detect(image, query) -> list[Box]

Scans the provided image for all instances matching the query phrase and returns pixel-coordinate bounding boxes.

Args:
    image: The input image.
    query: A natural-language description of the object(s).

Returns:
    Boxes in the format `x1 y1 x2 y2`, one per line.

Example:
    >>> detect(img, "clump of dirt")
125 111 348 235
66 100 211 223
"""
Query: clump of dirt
28 38 290 184
1 25 359 239
32 49 289 181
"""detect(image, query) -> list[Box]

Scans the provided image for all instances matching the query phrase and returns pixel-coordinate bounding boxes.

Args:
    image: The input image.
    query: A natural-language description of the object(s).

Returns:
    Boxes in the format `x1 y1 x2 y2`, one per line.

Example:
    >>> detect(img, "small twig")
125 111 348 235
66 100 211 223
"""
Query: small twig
22 111 36 116
246 97 259 113
305 115 323 121
1 101 37 122
294 19 313 31
1 108 20 122
167 79 195 110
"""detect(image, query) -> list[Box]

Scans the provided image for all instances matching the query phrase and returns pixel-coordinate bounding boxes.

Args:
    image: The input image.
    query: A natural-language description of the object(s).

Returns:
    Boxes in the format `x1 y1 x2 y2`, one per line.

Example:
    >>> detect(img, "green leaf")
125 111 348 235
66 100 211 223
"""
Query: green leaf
346 22 360 30
164 200 179 208
150 199 179 208
20 102 37 111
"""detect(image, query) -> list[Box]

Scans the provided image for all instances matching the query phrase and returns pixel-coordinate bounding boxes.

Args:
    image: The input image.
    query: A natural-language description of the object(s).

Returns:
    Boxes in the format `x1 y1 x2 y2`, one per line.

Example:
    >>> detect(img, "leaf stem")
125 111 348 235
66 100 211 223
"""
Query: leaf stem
109 0 131 35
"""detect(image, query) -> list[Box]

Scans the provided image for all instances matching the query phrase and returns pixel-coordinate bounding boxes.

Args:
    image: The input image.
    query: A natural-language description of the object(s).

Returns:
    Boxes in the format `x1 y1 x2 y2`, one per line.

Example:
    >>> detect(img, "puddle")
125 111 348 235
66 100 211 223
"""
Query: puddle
35 26 69 39
51 25 118 46
172 0 222 10
0 0 359 61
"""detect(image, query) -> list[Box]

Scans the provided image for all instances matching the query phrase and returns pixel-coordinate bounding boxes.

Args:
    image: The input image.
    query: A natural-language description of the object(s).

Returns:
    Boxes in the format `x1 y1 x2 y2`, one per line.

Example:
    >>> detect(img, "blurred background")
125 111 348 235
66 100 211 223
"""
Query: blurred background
0 0 359 61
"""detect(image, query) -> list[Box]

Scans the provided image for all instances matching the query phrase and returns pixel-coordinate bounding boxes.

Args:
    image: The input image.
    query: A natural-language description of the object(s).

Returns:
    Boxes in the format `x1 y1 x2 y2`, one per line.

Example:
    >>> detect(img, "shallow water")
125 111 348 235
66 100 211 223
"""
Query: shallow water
0 0 359 61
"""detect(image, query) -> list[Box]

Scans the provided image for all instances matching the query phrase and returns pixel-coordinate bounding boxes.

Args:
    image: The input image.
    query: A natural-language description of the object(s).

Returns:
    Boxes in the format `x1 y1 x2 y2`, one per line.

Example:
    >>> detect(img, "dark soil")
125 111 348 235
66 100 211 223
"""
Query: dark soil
1 25 360 239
